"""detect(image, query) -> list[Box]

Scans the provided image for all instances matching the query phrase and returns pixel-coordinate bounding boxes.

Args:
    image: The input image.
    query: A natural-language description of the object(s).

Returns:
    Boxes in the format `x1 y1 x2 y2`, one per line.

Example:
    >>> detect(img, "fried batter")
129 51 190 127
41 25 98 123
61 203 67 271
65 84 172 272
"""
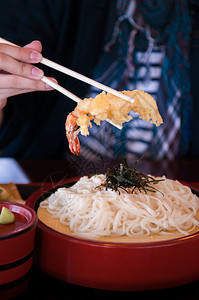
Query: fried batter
65 89 163 155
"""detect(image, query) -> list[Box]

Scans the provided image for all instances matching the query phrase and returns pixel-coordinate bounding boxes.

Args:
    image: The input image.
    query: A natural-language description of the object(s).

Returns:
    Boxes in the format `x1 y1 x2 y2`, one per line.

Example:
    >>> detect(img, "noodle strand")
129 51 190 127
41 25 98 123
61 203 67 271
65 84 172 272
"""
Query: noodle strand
40 175 199 238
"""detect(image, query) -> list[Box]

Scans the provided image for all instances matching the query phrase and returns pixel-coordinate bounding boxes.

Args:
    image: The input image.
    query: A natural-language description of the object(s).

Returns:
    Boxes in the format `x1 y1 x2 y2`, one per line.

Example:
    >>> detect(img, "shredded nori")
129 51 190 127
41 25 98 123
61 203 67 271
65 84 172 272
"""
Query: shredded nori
97 159 164 194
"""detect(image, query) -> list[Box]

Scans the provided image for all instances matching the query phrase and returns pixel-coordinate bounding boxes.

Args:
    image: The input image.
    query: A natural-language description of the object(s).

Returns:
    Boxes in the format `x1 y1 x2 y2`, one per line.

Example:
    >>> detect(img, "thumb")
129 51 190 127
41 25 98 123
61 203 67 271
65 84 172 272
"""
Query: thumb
24 40 42 53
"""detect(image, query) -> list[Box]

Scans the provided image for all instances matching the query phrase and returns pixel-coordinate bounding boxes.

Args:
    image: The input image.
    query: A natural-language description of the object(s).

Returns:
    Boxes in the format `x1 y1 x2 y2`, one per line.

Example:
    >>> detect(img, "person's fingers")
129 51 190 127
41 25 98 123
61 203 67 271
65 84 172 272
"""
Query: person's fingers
0 41 58 107
0 74 45 89
0 98 7 110
0 42 42 63
24 40 42 53
0 75 57 107
0 74 57 90
1 88 43 99
0 41 56 110
0 53 44 80
0 82 55 102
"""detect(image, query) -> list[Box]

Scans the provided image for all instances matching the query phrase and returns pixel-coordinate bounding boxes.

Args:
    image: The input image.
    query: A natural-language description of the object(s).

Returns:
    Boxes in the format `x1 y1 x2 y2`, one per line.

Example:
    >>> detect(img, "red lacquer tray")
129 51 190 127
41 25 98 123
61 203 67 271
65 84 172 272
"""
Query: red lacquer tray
26 179 199 291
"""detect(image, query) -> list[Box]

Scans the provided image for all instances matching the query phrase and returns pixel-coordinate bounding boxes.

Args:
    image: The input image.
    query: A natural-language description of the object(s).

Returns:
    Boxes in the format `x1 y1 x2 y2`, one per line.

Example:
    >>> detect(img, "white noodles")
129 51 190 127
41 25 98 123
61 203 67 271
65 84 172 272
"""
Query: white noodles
40 175 199 238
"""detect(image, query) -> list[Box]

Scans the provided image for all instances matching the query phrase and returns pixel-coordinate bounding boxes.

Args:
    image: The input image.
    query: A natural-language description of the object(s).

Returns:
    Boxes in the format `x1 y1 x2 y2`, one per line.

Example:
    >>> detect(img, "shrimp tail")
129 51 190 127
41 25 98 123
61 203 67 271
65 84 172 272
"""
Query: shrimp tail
65 112 81 155
67 132 81 155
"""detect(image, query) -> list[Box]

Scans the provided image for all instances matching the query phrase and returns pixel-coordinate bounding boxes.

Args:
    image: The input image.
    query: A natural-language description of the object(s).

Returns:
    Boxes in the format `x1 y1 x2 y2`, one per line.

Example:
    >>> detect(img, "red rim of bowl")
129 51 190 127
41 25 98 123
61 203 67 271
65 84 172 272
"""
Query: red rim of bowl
0 202 37 241
26 177 199 248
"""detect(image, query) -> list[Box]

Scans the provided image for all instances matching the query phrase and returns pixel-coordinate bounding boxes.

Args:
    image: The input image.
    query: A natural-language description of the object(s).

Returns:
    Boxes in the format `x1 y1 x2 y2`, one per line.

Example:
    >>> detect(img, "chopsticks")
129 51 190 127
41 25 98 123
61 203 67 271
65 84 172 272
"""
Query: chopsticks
42 77 122 130
41 57 135 104
0 37 134 104
0 37 82 102
0 37 135 130
41 77 81 103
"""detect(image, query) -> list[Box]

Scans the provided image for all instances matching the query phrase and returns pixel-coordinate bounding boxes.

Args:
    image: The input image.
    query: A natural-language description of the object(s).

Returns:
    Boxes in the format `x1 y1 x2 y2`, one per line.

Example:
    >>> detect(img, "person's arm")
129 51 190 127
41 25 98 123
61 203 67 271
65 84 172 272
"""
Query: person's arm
0 40 55 109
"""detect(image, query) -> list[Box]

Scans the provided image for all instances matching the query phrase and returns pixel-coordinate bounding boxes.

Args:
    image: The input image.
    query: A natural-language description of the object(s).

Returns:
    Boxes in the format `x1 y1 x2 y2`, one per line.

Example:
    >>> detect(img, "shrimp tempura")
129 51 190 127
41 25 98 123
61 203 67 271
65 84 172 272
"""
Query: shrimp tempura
65 89 163 155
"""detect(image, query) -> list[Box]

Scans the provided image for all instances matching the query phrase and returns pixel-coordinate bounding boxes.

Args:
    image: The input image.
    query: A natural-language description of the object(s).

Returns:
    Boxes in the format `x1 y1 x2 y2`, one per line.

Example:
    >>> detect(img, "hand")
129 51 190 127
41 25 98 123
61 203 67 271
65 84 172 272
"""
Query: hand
0 40 55 109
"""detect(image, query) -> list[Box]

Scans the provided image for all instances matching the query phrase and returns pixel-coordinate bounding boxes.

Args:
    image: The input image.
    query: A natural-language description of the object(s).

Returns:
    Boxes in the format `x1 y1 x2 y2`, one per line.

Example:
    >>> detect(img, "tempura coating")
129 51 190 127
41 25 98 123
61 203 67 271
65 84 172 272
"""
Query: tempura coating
65 89 163 155
73 89 163 136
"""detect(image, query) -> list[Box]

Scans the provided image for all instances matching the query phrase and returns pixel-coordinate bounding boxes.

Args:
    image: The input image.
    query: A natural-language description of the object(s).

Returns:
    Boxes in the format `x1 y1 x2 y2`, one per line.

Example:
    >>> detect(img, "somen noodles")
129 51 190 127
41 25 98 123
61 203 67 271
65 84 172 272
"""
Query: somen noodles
40 175 199 238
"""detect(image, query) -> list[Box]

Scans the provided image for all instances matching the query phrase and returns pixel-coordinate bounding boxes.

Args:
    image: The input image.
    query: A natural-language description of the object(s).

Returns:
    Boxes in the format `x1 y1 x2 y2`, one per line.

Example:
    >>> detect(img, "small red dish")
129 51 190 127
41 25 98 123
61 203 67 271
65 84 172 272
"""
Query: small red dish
0 202 37 293
26 179 199 291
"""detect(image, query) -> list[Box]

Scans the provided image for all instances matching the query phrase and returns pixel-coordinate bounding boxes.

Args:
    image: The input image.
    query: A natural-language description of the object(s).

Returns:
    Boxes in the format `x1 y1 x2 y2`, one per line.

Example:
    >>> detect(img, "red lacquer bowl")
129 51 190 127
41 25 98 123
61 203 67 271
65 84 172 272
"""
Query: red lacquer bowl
0 202 37 297
26 179 199 291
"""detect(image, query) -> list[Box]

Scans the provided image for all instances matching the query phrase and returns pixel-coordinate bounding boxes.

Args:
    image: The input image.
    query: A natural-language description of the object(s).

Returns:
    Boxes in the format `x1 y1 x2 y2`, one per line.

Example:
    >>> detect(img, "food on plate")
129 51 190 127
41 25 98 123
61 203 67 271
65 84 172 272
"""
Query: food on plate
39 161 199 242
0 206 15 224
0 183 23 203
65 89 163 155
0 186 10 201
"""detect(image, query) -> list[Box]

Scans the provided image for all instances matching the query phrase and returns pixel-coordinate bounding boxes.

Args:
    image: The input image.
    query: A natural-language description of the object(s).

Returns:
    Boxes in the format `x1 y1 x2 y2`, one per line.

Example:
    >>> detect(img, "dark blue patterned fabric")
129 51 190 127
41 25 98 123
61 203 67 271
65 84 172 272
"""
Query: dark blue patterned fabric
82 0 192 159
147 0 192 157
